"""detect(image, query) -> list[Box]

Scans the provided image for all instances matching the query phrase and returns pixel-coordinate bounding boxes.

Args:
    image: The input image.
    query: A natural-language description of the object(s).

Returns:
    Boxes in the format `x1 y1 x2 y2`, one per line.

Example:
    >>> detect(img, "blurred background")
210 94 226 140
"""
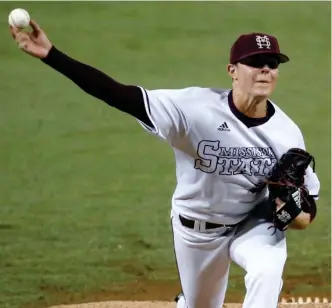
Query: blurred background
0 2 330 308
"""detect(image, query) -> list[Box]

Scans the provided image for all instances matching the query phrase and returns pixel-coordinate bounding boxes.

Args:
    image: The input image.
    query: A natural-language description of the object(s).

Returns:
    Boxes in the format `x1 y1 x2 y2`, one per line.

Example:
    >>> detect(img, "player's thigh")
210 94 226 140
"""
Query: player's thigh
172 215 232 308
229 219 287 275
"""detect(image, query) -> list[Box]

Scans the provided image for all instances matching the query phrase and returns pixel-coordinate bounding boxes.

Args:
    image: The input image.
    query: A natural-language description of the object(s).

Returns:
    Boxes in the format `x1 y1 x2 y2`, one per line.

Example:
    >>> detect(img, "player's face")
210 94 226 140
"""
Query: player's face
230 55 280 98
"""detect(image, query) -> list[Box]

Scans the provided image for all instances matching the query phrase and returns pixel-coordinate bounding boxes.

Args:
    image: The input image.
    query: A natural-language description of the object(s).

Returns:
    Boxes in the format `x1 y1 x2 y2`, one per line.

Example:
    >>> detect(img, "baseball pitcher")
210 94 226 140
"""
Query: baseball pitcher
10 19 320 308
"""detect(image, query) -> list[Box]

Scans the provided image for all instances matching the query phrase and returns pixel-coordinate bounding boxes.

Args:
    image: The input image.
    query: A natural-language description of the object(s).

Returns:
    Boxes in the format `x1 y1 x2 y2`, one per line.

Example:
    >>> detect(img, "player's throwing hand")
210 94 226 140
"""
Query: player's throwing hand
10 20 52 59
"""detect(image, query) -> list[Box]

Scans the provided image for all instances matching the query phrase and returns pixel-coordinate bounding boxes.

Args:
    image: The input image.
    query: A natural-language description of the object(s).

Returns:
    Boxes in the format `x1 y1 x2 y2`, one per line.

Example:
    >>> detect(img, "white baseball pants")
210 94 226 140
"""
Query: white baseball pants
172 212 287 308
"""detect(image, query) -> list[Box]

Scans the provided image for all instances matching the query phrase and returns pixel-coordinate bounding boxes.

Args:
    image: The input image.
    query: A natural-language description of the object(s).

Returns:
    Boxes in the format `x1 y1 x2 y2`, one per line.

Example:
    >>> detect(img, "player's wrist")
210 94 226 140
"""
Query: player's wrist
41 45 56 61
273 197 302 231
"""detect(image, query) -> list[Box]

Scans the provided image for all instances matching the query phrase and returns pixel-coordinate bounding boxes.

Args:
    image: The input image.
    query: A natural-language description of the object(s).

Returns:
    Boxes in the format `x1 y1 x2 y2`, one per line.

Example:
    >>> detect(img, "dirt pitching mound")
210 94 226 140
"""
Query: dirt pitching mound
49 300 331 308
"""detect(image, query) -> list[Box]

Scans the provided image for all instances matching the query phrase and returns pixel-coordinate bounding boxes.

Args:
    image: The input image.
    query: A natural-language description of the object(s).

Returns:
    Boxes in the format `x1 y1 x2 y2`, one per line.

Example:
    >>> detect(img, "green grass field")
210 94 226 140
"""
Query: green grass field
0 1 330 308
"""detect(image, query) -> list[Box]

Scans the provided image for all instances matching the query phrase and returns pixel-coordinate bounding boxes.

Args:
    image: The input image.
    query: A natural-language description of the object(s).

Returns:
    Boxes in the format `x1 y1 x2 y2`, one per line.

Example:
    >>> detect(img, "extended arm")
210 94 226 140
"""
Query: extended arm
10 19 190 144
10 20 152 126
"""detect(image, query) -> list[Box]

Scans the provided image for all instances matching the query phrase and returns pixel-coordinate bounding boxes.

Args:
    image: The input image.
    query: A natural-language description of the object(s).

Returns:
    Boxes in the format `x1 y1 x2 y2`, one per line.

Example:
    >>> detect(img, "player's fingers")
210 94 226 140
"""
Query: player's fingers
9 25 19 39
27 32 35 40
16 32 29 41
18 41 29 51
16 32 30 49
27 32 39 44
29 20 41 33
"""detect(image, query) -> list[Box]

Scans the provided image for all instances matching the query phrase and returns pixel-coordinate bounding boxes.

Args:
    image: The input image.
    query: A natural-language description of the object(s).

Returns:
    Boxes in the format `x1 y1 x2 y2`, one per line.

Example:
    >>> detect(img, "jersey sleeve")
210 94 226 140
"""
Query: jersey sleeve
304 166 320 199
136 87 191 144
297 130 320 200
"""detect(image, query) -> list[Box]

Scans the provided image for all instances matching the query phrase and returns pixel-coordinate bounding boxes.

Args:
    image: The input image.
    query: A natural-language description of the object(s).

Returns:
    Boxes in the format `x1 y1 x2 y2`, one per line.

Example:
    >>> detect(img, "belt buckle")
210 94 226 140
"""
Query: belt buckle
194 220 206 232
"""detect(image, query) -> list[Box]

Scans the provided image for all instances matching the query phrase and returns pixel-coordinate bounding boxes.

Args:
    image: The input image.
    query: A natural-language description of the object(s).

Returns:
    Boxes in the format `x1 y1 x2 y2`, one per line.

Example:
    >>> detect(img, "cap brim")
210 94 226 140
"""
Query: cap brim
235 51 290 64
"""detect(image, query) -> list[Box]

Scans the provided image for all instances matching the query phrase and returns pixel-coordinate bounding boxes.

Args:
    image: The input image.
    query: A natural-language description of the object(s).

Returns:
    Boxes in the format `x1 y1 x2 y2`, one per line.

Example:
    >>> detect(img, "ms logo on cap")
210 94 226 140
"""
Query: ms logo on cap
229 32 290 64
256 35 271 49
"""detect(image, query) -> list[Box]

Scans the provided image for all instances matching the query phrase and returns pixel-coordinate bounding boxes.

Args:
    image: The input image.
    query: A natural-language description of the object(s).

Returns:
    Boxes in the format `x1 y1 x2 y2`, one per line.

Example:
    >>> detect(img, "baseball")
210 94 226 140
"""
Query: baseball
8 8 30 29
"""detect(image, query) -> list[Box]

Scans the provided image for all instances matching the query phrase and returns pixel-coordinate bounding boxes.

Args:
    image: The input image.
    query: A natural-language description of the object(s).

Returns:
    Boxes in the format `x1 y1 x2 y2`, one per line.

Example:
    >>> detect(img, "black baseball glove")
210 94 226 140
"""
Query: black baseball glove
267 148 316 231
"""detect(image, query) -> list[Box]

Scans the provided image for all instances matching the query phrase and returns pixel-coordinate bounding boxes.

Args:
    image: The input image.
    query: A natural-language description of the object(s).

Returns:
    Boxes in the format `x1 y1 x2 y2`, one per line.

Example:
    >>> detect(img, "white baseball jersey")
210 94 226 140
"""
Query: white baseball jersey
137 87 320 225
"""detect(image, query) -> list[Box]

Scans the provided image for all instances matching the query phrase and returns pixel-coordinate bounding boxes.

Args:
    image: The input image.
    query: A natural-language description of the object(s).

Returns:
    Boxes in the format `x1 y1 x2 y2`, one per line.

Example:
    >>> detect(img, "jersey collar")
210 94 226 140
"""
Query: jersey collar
228 90 275 128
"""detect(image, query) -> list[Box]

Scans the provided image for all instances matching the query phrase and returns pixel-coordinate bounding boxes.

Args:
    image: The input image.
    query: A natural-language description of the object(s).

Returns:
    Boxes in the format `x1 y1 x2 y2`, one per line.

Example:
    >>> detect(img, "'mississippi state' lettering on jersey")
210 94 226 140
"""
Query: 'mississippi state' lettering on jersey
195 141 277 176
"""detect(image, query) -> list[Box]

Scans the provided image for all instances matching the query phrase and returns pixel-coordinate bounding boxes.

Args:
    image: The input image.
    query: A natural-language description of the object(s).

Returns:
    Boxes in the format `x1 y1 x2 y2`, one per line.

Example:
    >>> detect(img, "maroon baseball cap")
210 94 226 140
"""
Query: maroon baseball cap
230 33 289 64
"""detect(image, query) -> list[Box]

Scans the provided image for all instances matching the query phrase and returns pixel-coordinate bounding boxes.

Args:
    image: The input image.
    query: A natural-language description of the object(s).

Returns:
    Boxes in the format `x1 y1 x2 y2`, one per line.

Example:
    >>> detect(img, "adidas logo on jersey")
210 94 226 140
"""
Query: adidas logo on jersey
218 122 230 132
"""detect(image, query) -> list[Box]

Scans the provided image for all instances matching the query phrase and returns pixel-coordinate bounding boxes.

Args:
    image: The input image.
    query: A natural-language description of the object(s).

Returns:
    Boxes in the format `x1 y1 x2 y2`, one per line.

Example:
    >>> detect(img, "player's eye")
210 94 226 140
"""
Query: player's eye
240 57 280 69
264 59 279 69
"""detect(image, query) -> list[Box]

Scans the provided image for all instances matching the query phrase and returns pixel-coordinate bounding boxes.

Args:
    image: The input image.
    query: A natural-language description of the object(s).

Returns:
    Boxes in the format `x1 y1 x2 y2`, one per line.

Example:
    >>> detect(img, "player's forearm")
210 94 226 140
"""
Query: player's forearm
41 46 152 125
290 196 317 229
275 196 316 230
289 212 311 229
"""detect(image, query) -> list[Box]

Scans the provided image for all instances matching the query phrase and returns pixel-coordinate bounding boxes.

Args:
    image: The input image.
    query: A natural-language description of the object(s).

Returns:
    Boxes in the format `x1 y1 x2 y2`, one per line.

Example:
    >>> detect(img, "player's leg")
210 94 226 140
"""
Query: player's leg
229 219 287 308
171 213 233 308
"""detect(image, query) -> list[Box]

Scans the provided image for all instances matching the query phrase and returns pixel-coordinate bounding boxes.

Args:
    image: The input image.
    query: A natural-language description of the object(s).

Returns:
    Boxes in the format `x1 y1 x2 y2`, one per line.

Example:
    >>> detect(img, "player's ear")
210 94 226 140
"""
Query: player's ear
227 64 237 80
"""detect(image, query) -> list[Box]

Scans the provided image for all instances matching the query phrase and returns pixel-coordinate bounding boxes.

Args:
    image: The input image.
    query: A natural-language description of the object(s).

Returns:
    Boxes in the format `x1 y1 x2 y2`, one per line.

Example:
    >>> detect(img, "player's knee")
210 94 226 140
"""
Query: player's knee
247 254 286 282
249 264 284 282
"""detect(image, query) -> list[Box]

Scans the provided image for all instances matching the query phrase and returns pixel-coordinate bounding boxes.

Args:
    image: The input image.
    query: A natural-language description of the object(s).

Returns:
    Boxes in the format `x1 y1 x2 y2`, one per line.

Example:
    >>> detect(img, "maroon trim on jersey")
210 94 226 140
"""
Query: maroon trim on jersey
228 90 275 128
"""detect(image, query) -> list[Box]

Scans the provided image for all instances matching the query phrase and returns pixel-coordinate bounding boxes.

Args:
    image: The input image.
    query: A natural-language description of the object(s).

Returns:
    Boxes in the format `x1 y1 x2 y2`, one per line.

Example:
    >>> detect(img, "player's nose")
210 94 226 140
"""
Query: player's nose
261 65 270 72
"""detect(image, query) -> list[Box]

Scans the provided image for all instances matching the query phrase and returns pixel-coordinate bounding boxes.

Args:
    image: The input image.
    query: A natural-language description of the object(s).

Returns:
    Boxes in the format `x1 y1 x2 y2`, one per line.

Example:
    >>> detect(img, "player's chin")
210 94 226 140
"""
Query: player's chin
253 84 274 98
